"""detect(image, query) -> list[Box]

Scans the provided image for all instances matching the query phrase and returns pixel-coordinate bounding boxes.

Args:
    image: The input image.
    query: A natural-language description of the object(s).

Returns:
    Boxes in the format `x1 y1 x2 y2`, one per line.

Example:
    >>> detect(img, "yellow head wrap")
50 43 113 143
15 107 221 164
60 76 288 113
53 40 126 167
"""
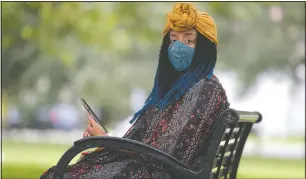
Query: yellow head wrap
163 2 218 44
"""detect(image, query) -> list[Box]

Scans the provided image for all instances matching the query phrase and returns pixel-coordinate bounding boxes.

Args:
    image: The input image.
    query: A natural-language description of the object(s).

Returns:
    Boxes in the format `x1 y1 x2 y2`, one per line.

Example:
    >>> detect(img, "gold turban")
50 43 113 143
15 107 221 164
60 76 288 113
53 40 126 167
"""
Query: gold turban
163 2 218 44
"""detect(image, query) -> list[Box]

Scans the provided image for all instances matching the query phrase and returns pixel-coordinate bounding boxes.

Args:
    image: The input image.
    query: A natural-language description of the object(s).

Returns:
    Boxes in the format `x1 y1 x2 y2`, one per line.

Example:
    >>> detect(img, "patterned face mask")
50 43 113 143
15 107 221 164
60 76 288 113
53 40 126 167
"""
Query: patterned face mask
168 41 195 71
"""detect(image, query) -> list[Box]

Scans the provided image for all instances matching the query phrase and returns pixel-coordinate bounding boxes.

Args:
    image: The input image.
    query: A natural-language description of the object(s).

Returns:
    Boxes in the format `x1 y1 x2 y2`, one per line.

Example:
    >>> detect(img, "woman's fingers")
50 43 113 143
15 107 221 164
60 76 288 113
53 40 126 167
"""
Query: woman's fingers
88 116 101 129
88 115 93 127
87 117 95 132
84 115 102 137
83 130 90 138
86 126 93 136
86 114 108 137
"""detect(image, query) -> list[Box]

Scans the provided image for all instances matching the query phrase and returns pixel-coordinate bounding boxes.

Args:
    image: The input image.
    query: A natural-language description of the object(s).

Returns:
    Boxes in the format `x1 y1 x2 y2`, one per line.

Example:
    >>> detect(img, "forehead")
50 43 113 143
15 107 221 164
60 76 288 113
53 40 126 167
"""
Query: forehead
170 28 197 36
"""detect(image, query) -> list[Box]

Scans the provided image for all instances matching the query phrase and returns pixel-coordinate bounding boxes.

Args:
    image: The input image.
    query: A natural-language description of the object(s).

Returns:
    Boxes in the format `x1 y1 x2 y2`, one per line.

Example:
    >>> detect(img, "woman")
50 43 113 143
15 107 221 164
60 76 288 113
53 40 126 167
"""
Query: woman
41 2 229 179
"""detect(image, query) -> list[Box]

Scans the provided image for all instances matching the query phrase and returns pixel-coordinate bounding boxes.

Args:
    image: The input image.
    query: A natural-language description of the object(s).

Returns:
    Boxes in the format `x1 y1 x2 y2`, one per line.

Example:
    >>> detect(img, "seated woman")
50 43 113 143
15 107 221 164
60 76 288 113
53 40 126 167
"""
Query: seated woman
41 2 229 179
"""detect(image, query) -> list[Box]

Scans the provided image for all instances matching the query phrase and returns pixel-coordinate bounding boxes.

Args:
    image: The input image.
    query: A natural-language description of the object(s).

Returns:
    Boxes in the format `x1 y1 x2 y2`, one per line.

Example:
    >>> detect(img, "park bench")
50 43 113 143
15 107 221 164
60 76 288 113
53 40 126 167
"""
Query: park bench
52 108 262 179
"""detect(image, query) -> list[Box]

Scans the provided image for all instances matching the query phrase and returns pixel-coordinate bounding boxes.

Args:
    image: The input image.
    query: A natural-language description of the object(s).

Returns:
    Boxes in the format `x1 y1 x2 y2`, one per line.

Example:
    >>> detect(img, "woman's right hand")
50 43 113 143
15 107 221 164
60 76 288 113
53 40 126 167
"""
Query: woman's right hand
82 115 136 156
83 115 108 138
82 130 91 138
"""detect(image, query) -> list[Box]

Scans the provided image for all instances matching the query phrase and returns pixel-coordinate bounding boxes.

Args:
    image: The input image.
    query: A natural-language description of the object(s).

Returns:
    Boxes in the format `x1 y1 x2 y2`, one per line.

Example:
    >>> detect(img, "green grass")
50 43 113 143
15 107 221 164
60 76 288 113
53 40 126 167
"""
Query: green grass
2 140 305 179
2 140 95 179
3 164 47 179
238 157 304 178
3 141 70 166
2 141 69 179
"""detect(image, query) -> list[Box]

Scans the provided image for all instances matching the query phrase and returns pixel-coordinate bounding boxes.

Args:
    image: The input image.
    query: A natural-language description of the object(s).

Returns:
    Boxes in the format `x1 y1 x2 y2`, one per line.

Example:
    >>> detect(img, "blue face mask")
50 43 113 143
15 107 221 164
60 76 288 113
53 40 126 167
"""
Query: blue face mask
168 41 195 72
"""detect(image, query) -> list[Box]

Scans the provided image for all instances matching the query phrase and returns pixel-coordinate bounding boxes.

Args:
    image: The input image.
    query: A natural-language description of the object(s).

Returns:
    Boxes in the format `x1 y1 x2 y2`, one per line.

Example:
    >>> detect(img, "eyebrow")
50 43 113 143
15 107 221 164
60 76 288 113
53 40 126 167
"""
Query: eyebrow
169 31 196 38
184 32 195 37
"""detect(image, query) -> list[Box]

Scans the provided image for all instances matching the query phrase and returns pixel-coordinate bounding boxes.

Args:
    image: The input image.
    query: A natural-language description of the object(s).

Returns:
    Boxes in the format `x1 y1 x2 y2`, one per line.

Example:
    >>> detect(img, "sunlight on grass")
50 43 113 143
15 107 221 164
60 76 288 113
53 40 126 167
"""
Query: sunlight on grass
238 156 305 178
2 140 305 179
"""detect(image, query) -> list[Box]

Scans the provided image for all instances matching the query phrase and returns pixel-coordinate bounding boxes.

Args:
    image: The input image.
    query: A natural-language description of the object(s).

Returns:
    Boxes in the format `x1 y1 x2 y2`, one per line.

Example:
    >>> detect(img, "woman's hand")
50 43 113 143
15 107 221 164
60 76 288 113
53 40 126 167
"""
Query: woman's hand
82 115 136 156
83 115 108 137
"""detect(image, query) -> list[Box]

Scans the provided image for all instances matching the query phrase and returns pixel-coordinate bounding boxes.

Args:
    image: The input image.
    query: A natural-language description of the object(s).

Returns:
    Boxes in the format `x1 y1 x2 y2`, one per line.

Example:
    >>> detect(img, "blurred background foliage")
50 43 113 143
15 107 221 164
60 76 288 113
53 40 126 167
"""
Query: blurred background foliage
1 2 305 179
2 2 305 126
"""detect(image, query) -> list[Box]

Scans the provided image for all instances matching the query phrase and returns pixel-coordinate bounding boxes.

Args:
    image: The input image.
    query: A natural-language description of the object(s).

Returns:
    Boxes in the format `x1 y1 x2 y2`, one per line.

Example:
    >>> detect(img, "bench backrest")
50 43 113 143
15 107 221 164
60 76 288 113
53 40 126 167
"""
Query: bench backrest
199 108 262 179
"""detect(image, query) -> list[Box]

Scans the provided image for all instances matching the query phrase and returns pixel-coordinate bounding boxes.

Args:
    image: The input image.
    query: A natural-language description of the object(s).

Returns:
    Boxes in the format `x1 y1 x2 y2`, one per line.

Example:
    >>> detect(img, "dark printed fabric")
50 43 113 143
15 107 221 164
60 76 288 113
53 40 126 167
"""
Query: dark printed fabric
41 77 229 179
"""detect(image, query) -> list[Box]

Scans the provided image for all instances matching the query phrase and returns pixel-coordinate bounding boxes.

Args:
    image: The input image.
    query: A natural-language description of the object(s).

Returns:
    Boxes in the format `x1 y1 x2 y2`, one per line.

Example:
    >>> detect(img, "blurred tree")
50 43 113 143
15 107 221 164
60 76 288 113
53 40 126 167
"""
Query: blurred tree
211 2 305 95
2 2 305 124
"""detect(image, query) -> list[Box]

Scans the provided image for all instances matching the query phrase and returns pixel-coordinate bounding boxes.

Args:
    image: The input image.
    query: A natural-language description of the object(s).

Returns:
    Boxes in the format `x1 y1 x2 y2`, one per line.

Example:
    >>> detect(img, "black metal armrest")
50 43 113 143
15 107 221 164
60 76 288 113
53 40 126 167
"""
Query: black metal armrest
238 111 262 123
53 136 199 179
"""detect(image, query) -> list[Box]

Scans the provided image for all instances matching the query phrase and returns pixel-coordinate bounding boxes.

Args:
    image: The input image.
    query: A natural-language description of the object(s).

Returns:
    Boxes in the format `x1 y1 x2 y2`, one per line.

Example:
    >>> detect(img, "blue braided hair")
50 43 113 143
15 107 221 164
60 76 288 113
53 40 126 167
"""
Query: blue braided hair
129 32 217 124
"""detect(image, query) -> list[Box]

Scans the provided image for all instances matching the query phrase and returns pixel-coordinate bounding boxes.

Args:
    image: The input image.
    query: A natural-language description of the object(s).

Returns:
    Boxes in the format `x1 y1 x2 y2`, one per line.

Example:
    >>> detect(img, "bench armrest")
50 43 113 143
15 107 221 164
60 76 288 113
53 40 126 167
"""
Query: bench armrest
53 136 199 179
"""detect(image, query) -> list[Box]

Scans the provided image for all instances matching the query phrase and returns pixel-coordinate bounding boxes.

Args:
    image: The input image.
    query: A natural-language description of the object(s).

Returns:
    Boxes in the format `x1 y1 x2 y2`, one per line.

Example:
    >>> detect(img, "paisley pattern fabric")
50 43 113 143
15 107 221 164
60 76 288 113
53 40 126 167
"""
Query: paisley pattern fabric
41 77 229 179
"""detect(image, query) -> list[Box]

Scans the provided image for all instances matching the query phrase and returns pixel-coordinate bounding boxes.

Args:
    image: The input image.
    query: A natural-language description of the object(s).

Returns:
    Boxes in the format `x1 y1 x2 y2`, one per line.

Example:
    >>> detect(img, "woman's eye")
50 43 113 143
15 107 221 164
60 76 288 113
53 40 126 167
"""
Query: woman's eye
170 40 176 43
185 40 193 43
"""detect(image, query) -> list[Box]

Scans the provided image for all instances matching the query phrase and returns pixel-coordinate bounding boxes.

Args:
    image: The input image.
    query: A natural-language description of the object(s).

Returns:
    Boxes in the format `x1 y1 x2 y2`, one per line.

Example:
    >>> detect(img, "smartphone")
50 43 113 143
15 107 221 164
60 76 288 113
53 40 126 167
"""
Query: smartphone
80 98 108 133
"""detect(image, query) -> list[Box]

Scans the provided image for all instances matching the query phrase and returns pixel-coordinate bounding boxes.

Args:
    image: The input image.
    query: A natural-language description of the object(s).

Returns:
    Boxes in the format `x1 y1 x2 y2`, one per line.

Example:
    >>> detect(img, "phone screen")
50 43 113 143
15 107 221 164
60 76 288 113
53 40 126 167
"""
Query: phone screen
80 98 108 133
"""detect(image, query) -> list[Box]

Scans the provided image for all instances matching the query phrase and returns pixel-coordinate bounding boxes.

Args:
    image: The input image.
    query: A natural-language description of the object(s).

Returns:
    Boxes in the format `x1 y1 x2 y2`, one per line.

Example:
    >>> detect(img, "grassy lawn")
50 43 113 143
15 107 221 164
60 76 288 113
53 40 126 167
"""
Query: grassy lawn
238 157 304 178
2 140 305 179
